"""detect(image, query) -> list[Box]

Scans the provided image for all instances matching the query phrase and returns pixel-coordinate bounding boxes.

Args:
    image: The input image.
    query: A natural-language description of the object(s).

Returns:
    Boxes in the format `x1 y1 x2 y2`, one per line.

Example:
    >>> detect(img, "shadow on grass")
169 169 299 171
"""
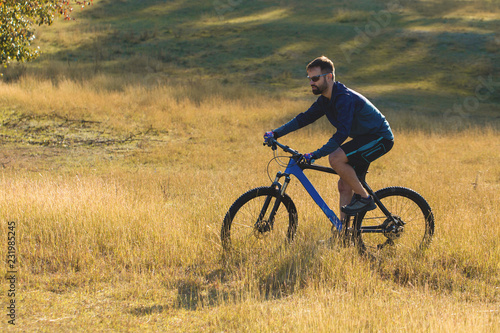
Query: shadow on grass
129 268 232 315
130 304 170 316
129 239 499 316
130 241 321 315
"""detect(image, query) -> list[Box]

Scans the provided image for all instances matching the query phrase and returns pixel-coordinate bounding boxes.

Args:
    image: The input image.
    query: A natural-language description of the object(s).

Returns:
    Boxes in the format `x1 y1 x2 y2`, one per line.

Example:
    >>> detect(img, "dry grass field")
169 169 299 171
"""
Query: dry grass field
0 0 499 331
0 77 499 332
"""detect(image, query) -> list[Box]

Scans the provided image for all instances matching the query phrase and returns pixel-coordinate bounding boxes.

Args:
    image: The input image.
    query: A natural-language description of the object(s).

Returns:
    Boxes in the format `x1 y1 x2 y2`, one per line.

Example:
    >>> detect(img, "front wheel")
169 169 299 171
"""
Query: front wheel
355 187 435 255
221 187 298 257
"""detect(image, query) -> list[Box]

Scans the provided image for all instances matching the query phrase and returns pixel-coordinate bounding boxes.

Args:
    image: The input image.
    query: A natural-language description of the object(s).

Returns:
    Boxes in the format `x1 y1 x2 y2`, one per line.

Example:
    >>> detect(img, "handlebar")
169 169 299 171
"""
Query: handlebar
264 138 300 157
263 138 339 175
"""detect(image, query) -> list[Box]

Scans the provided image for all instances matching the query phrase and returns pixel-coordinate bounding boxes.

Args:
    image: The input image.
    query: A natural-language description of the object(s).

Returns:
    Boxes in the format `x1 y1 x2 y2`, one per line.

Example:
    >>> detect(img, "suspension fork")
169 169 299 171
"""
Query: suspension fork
257 172 291 231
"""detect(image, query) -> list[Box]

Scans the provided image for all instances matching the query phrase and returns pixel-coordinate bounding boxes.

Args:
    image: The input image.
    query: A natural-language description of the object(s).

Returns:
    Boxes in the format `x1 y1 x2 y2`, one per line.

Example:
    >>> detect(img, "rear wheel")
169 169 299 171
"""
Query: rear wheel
221 187 298 258
355 187 434 255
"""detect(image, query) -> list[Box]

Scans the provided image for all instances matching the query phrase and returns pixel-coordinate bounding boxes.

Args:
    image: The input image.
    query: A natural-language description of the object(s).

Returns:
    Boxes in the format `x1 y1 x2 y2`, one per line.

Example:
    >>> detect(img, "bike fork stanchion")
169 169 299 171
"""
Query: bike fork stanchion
257 195 273 229
267 175 291 230
255 172 285 231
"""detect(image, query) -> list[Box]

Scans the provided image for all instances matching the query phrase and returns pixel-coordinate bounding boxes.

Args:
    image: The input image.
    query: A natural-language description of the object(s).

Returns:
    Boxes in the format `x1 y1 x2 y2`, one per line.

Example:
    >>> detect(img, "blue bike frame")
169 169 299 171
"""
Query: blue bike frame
282 158 344 231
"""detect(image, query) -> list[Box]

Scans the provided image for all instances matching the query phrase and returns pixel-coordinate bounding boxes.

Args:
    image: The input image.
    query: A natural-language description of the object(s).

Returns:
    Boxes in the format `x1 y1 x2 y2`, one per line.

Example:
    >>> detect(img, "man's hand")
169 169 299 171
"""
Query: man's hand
263 131 275 145
303 153 315 164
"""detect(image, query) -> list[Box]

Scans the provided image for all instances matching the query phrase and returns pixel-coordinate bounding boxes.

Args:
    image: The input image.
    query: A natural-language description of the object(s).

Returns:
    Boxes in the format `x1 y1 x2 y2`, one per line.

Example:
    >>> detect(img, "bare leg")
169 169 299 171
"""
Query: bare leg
329 148 369 219
337 179 353 221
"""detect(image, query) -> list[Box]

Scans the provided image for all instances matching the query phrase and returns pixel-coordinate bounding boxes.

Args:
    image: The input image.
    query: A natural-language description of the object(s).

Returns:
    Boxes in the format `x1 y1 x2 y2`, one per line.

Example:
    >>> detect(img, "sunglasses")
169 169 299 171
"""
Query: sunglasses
307 72 331 82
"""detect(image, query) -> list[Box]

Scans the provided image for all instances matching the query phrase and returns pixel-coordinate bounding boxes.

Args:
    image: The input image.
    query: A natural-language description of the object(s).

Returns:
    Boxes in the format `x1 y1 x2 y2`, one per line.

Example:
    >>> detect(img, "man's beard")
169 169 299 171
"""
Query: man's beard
311 85 324 95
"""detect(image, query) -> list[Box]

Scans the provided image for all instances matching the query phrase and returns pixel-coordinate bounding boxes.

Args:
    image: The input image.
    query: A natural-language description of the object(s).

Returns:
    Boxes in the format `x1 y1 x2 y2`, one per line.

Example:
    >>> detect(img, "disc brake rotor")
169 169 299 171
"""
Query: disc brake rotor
383 215 405 240
253 220 271 238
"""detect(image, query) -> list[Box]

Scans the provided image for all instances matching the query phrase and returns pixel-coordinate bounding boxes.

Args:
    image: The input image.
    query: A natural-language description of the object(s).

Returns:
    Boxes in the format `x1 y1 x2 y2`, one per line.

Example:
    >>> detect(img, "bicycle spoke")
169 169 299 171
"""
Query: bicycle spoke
222 187 297 258
357 187 434 255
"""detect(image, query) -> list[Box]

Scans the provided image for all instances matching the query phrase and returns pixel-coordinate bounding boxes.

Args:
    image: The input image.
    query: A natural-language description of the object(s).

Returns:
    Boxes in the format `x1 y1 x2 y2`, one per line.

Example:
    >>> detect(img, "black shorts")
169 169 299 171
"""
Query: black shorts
341 135 394 170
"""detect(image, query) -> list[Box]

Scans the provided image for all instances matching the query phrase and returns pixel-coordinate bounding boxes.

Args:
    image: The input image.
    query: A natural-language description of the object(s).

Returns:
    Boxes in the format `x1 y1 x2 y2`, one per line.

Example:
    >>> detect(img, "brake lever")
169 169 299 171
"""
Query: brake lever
263 140 277 150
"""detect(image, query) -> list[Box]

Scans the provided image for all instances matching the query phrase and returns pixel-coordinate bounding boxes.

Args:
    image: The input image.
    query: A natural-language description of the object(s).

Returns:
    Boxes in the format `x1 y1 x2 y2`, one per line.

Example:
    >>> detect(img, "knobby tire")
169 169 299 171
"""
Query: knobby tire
221 187 298 256
355 186 435 255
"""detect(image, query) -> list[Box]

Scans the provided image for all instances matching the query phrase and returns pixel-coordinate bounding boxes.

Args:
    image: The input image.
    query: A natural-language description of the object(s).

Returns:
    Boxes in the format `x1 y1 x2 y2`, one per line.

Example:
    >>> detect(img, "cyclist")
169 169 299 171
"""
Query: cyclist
264 56 394 218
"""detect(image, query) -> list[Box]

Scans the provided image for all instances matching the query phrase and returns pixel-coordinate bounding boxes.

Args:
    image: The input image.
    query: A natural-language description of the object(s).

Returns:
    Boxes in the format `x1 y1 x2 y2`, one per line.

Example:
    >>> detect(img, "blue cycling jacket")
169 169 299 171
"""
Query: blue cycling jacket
273 82 393 159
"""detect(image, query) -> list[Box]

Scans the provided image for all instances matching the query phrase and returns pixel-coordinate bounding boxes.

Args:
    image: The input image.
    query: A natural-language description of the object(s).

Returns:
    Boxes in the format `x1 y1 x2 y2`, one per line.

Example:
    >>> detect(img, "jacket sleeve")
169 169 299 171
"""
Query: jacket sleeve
295 100 325 128
273 100 325 138
272 118 299 139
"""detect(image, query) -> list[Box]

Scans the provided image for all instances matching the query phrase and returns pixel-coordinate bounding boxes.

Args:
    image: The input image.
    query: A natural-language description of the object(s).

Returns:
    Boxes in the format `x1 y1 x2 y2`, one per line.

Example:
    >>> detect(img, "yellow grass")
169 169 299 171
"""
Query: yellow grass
0 76 499 331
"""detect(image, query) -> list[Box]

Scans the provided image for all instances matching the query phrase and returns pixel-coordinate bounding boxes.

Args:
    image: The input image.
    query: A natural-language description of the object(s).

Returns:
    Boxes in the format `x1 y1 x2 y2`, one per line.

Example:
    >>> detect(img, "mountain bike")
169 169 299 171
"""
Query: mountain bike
221 138 434 256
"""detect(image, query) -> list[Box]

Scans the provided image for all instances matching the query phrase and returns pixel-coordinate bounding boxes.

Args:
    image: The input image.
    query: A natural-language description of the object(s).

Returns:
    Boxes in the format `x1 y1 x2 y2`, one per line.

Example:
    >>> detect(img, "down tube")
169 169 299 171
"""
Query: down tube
285 162 343 231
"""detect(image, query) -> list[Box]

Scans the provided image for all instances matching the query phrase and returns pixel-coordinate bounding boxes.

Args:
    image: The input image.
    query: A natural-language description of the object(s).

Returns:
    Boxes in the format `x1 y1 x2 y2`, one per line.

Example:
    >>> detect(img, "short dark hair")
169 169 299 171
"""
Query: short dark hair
306 56 335 79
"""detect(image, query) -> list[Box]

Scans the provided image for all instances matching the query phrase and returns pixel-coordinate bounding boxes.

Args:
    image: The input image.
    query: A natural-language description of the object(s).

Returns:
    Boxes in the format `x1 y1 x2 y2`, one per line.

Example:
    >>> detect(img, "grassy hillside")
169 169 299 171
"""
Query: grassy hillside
2 0 500 127
0 0 499 331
